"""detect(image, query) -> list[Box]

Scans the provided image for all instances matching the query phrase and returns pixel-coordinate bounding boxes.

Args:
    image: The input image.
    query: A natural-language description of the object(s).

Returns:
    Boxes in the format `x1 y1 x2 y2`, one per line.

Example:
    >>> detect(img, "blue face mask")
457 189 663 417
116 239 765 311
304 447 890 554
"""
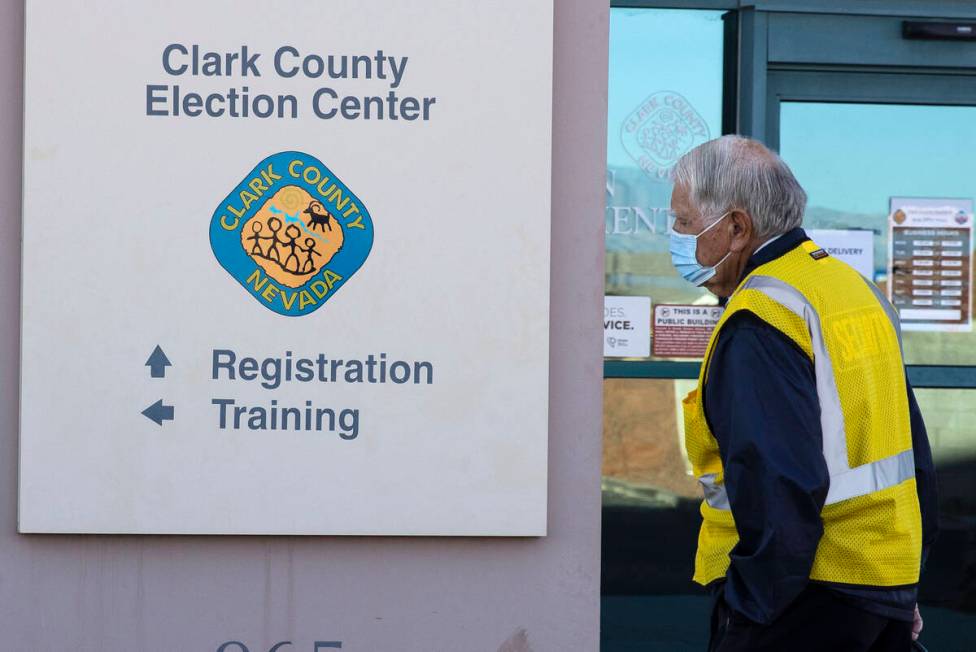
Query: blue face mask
669 212 732 287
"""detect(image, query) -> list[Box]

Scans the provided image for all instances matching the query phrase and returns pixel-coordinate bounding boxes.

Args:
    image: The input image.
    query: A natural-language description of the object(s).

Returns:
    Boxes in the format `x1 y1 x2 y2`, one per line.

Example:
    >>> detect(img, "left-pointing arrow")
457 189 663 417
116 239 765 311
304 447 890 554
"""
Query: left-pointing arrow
142 399 175 426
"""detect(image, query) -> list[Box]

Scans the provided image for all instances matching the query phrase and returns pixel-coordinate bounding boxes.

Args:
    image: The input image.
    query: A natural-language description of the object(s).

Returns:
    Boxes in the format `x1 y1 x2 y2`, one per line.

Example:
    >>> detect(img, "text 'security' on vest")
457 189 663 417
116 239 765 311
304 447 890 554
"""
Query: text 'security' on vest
683 240 922 587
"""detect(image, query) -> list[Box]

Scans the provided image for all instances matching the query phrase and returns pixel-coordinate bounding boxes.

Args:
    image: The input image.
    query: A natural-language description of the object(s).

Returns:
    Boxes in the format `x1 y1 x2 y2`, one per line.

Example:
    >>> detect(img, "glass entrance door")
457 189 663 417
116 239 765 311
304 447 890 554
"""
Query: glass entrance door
767 68 976 628
603 6 976 650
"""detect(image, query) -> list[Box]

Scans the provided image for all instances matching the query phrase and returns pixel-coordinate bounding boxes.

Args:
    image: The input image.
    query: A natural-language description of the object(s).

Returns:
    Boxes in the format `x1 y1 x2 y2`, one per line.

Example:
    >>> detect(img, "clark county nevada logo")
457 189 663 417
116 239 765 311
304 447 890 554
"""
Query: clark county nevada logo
210 151 373 316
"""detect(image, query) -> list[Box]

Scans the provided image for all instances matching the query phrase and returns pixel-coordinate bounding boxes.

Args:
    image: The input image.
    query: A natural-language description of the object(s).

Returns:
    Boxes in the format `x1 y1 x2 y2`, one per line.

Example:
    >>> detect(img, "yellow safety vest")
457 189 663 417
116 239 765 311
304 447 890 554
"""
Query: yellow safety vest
683 239 922 587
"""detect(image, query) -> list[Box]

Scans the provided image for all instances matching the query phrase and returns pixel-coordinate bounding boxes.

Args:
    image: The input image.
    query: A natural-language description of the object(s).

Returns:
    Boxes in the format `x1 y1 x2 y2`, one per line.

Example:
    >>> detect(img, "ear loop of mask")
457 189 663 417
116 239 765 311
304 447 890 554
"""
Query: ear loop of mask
695 211 730 237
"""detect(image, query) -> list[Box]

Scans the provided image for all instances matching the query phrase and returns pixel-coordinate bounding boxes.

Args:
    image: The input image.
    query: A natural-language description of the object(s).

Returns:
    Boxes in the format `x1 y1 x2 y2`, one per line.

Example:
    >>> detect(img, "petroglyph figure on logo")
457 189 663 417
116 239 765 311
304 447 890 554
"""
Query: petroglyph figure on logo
301 238 320 274
304 200 335 232
266 216 284 262
239 185 345 288
282 224 302 273
620 91 710 181
246 222 265 256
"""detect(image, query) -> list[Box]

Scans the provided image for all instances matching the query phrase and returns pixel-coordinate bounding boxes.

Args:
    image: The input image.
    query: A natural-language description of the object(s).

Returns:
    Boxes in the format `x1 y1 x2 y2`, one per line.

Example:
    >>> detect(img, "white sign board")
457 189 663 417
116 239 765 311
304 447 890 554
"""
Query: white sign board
887 198 973 333
20 0 553 535
807 229 875 280
604 296 651 357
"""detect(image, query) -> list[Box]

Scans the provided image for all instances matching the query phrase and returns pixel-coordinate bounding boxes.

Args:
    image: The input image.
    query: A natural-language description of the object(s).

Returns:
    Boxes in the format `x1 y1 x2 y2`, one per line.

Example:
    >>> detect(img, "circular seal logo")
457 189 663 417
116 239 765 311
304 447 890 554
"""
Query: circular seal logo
210 151 374 317
620 91 710 181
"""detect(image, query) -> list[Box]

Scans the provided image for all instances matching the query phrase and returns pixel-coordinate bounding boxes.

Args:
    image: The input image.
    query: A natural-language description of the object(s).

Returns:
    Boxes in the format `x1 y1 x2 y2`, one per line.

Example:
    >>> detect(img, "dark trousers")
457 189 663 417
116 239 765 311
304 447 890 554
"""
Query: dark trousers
708 584 913 652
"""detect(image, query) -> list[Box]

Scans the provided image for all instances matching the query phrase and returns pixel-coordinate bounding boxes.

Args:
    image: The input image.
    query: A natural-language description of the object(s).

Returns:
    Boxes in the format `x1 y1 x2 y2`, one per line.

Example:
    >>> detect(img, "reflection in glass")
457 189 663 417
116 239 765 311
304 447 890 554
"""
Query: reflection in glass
602 380 976 649
913 389 976 612
605 8 725 361
780 102 976 365
602 378 701 595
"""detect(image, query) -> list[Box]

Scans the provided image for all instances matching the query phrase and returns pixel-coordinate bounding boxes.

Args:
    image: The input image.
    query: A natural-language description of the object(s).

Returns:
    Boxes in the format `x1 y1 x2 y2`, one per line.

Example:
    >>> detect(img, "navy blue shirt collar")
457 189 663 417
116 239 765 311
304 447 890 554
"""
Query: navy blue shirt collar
740 227 810 281
715 227 809 307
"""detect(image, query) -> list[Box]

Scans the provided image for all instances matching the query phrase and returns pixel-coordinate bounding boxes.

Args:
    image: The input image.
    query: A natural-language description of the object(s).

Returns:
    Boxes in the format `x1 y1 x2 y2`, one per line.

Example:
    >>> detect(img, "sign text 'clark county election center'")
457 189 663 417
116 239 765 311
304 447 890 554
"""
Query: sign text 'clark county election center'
20 0 554 536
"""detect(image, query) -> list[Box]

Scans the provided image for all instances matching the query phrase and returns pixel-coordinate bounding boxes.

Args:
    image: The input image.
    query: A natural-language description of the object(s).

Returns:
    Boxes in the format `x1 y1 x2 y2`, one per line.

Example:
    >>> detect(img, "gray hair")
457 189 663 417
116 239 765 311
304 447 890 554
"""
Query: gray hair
673 135 807 239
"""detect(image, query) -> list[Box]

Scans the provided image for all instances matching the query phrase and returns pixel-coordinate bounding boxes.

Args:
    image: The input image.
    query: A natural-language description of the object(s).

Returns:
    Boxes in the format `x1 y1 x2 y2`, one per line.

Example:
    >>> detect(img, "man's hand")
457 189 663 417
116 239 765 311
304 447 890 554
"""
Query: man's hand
912 604 924 641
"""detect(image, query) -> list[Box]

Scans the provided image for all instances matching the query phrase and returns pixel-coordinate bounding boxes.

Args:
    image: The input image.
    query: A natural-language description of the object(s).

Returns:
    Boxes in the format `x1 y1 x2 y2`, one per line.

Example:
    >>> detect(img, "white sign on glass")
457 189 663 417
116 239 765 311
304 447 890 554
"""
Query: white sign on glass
604 296 651 358
807 229 875 280
887 198 973 333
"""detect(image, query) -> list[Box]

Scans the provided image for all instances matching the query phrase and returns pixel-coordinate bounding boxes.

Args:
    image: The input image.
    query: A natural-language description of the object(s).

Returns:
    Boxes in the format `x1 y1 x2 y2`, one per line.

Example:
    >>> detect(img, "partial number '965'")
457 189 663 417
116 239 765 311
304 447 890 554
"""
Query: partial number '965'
217 642 342 652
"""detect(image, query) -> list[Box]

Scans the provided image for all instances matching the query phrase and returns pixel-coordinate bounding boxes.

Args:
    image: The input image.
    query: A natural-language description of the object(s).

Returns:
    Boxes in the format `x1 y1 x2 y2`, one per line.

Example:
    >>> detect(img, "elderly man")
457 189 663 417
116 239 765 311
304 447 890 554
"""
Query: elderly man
670 135 938 651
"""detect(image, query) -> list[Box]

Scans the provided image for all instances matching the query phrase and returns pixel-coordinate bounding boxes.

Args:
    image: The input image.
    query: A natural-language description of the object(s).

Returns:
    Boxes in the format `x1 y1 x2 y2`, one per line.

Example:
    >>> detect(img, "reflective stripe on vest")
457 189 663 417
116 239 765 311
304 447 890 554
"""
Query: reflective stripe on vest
700 274 916 510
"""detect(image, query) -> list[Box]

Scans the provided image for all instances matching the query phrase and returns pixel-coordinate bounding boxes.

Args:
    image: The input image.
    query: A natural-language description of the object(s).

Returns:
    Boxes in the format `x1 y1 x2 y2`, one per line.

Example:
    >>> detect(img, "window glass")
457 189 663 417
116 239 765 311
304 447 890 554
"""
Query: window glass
602 378 699 593
912 388 976 611
603 378 698 506
606 8 725 360
779 102 976 365
602 11 726 646
599 367 976 652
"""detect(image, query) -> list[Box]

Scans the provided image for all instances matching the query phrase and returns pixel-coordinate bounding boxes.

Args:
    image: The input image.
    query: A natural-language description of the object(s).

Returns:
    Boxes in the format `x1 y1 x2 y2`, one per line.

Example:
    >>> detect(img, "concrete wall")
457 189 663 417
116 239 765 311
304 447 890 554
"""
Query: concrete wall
0 0 608 650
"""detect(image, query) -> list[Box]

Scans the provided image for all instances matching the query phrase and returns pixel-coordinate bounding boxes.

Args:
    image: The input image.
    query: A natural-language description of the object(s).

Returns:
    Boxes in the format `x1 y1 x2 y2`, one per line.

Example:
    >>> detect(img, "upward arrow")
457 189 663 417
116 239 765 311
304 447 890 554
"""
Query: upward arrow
145 345 171 378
